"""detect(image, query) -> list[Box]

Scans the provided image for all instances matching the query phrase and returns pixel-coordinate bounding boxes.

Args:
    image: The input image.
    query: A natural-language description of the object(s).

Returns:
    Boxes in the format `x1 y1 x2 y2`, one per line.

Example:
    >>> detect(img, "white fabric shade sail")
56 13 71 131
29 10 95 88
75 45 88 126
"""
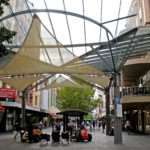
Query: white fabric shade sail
0 15 109 90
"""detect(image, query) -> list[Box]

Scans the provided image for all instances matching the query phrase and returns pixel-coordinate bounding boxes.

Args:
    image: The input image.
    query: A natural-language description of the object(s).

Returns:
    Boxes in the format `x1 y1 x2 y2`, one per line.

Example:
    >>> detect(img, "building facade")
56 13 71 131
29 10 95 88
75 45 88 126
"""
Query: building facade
126 0 150 28
2 0 32 45
120 0 150 133
0 1 58 131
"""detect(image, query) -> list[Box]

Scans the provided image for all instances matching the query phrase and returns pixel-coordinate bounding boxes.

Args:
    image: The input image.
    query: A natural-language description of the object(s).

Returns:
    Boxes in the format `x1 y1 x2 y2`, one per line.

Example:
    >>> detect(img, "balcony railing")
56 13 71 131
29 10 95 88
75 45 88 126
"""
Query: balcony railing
122 86 150 96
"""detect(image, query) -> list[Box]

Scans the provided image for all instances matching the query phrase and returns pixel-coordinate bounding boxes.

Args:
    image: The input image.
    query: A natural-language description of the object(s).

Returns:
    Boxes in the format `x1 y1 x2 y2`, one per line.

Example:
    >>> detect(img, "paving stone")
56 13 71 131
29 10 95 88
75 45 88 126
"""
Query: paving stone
0 128 150 150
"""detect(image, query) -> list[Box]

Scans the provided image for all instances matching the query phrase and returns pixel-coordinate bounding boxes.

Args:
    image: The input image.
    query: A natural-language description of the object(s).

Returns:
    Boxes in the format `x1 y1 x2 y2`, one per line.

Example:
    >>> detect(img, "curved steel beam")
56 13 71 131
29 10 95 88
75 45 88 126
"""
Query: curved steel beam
5 41 103 48
0 9 113 38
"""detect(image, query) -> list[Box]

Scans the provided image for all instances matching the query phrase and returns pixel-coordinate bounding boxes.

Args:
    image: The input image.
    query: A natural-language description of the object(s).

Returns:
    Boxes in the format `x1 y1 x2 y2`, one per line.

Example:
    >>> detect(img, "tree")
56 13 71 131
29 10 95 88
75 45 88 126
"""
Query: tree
0 0 16 57
84 113 93 120
57 86 100 112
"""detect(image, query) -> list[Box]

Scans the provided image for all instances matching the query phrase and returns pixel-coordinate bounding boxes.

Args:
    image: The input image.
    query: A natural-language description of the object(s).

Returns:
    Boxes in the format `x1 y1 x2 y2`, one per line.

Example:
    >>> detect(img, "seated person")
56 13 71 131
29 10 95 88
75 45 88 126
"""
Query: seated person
32 127 50 142
32 127 41 142
78 125 92 142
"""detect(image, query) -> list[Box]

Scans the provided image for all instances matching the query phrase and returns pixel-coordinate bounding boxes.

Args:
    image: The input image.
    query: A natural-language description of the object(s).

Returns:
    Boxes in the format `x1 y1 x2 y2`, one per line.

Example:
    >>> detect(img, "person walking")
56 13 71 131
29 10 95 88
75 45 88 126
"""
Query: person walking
92 120 96 130
14 120 20 140
125 120 131 135
98 120 102 130
67 120 74 138
102 120 106 133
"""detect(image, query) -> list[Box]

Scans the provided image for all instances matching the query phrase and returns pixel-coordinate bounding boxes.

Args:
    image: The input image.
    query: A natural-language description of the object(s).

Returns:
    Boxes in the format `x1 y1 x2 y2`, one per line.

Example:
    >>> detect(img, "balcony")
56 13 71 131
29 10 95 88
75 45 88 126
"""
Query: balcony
122 87 150 105
122 86 150 96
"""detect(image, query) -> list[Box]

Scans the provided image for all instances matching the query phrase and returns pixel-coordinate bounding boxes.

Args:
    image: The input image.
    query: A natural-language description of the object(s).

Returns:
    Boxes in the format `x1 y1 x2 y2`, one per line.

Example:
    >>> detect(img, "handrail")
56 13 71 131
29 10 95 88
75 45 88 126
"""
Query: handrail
122 86 150 96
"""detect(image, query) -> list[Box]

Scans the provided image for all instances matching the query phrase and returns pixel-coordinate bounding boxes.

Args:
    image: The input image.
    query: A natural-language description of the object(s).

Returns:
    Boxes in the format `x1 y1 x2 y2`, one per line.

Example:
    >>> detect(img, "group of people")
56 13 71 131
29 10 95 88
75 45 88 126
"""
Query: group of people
81 119 106 133
21 124 50 143
14 120 50 143
15 119 110 144
51 120 92 144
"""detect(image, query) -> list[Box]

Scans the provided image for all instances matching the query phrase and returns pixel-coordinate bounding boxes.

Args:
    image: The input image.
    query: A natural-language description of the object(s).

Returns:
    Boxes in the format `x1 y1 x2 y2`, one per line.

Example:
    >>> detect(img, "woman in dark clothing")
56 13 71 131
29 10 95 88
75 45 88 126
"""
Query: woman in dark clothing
102 120 106 133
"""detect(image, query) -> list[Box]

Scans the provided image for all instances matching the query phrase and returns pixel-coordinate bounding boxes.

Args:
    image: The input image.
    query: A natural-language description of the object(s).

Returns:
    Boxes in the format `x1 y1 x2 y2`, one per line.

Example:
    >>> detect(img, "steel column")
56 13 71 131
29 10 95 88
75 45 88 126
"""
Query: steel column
21 90 26 129
105 87 111 135
113 73 122 144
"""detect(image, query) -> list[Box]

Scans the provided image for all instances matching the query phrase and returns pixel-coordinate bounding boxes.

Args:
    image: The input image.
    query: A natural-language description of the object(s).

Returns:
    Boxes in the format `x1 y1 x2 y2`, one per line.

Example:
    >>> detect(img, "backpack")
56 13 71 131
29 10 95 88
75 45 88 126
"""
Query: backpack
80 129 88 141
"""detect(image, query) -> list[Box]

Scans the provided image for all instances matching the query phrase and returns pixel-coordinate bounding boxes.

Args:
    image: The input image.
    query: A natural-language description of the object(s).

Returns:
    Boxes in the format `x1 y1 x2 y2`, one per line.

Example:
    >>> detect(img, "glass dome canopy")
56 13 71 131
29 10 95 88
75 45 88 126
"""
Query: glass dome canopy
3 0 148 81
0 0 133 67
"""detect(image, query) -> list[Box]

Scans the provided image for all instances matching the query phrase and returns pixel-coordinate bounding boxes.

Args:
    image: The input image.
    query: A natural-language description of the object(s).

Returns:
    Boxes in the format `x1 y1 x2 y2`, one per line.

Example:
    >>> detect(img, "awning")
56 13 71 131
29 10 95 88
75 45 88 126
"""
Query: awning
1 1 149 90
48 106 61 118
0 15 109 90
71 74 110 88
0 15 106 76
42 75 81 89
2 15 150 89
57 109 88 116
68 27 150 75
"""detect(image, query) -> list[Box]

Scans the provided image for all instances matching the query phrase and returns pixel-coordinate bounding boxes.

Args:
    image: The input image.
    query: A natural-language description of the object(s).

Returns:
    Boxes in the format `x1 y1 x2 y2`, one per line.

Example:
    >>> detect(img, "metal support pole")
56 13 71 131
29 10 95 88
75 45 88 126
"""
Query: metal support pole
113 73 123 144
21 90 26 129
141 110 145 134
105 87 111 135
63 114 67 132
80 115 83 125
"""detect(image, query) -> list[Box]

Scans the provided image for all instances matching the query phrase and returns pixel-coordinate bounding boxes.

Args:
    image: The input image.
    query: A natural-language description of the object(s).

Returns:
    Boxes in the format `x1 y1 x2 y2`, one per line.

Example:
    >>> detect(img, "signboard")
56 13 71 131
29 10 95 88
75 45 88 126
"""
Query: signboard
0 88 17 99
0 105 5 112
116 104 122 117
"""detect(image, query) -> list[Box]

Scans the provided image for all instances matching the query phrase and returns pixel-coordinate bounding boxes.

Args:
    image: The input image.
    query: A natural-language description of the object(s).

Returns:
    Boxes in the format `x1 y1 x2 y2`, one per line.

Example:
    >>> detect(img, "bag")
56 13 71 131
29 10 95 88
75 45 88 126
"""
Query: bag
40 139 48 147
41 134 50 141
109 128 114 136
80 129 88 141
15 133 21 142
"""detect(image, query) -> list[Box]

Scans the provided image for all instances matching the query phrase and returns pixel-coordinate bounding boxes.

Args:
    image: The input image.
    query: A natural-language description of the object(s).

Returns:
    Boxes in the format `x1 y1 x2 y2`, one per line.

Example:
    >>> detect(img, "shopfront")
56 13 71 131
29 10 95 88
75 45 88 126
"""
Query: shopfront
0 88 17 132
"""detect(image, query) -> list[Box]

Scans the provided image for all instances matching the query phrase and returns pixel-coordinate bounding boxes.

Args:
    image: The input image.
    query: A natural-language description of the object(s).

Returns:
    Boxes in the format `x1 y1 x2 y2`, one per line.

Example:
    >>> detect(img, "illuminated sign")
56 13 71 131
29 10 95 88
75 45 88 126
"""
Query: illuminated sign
0 105 5 112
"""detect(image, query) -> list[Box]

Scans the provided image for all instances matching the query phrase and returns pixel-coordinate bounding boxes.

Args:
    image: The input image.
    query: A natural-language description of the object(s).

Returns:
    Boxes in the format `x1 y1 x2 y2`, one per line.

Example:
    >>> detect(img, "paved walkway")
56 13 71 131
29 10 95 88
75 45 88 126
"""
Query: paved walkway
0 128 150 150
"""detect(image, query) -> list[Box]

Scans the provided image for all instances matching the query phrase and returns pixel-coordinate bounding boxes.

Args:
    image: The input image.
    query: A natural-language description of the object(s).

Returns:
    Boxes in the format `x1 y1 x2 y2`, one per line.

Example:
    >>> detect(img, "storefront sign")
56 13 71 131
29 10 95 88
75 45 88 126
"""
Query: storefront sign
0 105 5 112
0 88 17 99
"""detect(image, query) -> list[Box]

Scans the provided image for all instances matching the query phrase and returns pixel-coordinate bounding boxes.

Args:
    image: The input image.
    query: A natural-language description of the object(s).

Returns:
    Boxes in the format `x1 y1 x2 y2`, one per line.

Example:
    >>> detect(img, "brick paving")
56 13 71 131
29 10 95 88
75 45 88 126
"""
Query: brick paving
0 128 150 150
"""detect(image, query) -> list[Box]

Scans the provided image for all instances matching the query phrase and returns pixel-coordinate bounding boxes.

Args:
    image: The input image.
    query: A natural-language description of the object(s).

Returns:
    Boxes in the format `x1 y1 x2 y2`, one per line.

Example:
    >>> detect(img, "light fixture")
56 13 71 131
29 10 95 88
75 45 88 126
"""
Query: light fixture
119 86 122 92
138 78 143 88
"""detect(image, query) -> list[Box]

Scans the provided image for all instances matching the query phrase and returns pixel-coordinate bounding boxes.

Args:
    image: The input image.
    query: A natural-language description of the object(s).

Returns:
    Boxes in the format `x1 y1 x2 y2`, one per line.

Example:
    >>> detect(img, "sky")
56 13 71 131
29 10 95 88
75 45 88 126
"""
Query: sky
29 0 132 56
